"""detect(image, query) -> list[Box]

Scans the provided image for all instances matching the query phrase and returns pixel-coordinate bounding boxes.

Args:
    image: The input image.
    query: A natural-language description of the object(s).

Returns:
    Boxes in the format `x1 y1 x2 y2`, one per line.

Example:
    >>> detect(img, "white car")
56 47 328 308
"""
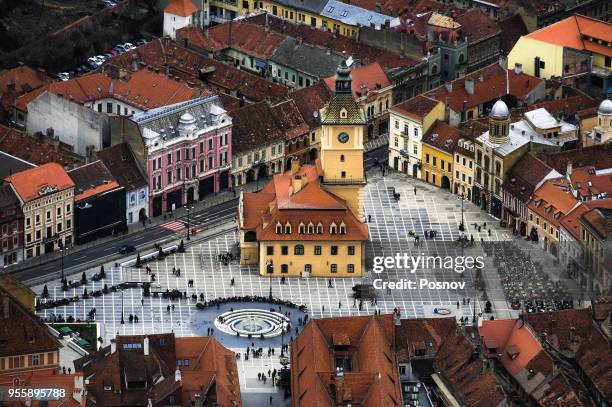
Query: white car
57 72 70 81
123 43 135 51
87 57 102 67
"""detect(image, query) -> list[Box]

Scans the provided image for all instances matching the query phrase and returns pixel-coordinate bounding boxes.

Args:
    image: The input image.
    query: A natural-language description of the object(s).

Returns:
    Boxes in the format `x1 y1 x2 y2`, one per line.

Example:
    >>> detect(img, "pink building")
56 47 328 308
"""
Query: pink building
134 96 232 217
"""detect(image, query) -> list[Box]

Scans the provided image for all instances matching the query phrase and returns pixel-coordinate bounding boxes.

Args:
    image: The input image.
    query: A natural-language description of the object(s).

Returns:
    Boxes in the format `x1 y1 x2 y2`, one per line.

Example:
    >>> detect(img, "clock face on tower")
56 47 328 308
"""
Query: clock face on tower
337 132 350 143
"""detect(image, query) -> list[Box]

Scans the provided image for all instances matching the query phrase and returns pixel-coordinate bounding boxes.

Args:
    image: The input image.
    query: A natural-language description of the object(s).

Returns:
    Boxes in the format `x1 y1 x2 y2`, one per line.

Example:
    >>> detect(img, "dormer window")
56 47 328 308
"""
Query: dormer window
276 222 283 234
316 222 324 234
298 222 305 234
307 222 314 234
284 222 292 234
339 222 346 234
330 222 337 235
340 108 348 119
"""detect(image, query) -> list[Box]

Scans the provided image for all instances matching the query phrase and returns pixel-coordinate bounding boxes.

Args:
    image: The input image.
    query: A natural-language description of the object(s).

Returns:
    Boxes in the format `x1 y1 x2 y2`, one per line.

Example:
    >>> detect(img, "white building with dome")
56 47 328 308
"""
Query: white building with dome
586 99 612 145
132 95 232 217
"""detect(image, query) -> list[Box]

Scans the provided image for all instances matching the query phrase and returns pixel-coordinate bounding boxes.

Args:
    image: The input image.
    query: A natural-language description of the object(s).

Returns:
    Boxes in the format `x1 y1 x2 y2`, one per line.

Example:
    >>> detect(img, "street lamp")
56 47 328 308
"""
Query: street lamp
186 205 193 240
267 260 273 299
459 193 465 232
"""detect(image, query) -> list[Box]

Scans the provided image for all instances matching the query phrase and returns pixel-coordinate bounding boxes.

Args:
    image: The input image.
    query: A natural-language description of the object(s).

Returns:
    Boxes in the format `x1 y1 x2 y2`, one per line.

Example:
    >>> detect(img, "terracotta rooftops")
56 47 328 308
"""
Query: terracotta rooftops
529 179 579 225
289 82 332 129
164 0 198 17
538 143 612 175
67 161 122 202
391 94 441 120
95 143 147 191
31 69 200 112
560 199 612 240
524 308 612 403
395 317 456 361
456 8 500 44
526 15 612 57
581 205 612 239
425 62 543 112
324 62 391 100
422 119 459 153
6 162 74 202
434 332 506 407
178 23 286 60
0 286 61 358
106 38 289 103
290 314 401 407
241 161 369 242
0 125 84 168
503 152 559 204
569 166 612 200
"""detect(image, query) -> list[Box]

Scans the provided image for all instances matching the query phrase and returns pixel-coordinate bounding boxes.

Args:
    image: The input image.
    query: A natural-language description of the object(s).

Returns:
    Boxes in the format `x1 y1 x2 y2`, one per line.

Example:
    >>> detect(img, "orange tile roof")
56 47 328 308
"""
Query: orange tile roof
67 161 122 202
425 63 543 112
528 178 579 226
569 167 612 200
323 62 391 100
241 161 369 242
178 23 286 60
5 162 74 202
164 0 198 17
526 15 612 58
422 119 459 153
391 94 441 120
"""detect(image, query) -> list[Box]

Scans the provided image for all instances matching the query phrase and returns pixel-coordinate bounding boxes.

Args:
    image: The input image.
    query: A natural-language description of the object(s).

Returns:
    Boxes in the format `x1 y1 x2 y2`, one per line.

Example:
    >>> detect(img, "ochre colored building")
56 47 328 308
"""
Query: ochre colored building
239 61 369 277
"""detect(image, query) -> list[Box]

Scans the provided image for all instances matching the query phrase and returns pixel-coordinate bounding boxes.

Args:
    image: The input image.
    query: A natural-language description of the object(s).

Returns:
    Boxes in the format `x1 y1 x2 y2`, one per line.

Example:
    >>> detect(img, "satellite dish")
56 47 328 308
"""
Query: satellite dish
346 56 354 67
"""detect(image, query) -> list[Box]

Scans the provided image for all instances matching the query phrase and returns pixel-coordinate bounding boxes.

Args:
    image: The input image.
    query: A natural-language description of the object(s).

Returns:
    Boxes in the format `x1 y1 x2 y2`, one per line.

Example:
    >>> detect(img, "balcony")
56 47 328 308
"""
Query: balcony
322 173 367 186
399 149 410 158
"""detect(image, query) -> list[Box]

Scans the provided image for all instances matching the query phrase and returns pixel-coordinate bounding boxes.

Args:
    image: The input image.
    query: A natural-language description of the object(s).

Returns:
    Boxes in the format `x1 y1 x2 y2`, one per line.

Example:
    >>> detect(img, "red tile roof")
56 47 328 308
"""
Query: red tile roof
503 152 557 205
538 143 612 175
0 65 50 117
581 206 612 240
592 296 612 321
324 62 390 99
456 8 500 44
528 178 579 226
242 162 369 242
6 162 75 202
106 38 289 103
0 125 84 168
289 82 332 129
524 309 612 403
425 63 543 112
244 13 420 70
290 314 401 407
395 317 456 361
67 161 122 202
164 0 198 17
568 167 612 200
391 94 441 120
498 14 528 55
178 23 286 60
422 119 459 153
0 287 61 358
526 15 612 57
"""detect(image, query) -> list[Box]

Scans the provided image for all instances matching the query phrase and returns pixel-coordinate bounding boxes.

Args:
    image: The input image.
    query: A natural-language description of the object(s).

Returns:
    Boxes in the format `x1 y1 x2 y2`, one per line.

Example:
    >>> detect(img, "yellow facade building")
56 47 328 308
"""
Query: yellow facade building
238 61 368 277
421 120 458 190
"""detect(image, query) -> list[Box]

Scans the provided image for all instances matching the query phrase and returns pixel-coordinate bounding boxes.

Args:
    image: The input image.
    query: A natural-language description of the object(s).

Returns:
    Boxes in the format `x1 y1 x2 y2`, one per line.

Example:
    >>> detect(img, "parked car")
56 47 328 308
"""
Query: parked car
87 57 102 67
57 72 70 81
102 0 116 6
118 245 136 254
106 48 118 55
123 42 135 51
115 44 126 52
136 38 147 46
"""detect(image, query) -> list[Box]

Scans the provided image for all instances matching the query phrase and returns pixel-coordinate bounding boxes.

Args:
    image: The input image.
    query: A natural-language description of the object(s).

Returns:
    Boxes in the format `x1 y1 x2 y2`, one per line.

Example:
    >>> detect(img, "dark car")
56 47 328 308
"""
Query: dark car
118 245 136 254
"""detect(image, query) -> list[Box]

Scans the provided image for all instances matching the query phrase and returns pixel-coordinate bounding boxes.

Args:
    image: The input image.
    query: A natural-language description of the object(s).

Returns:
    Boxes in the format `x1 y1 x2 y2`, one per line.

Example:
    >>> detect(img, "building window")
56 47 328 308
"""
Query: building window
331 246 338 255
32 354 40 366
284 222 291 234
316 223 323 234
330 264 337 273
281 246 288 255
267 246 274 255
281 264 288 273
340 154 345 162
294 244 304 255
314 245 322 255
347 264 354 273
348 245 355 255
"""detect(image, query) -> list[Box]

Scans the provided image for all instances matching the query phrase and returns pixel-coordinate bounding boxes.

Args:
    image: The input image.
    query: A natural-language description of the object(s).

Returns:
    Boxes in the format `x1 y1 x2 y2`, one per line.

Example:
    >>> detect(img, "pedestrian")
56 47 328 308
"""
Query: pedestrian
368 214 372 222
167 305 170 313
456 301 460 309
338 301 342 309
269 396 273 404
141 298 144 306
268 369 271 377
414 186 417 195
488 229 491 236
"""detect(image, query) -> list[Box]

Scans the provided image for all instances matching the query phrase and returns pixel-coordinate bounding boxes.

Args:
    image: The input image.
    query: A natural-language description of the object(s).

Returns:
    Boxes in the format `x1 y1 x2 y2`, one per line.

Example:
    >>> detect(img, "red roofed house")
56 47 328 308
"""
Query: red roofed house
508 15 612 98
0 65 50 125
324 61 393 142
67 161 126 244
164 0 199 39
5 163 75 259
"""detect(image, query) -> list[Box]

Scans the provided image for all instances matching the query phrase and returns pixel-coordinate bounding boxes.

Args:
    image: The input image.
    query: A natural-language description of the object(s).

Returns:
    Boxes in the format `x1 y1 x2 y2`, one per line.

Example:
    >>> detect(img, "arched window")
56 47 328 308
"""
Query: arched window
340 154 345 162
307 222 314 234
284 222 292 234
339 222 346 234
340 108 348 118
316 222 324 234
298 222 305 234
275 222 282 234
294 244 304 255
330 222 337 235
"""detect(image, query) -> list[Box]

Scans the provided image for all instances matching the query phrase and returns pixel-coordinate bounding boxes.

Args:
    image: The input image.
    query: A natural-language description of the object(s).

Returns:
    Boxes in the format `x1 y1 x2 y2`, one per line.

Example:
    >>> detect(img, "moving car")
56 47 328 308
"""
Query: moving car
118 245 136 254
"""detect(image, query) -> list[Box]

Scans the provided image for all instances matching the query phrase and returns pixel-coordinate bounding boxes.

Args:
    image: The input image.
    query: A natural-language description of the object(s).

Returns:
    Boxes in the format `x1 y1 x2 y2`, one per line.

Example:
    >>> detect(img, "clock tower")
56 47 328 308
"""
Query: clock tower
320 61 367 222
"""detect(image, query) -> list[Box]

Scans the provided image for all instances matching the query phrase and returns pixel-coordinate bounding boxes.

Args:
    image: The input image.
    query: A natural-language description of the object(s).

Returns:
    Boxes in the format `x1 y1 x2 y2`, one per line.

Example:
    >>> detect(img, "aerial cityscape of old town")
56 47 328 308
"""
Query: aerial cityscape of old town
0 0 611 405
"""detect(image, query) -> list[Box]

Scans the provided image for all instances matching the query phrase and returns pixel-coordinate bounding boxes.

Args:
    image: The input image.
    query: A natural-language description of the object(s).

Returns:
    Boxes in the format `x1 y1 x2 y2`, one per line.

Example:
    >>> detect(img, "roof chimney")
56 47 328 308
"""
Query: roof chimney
464 78 474 95
566 161 573 179
37 68 46 81
143 336 149 356
110 339 117 354
445 82 452 93
292 174 303 194
514 63 522 75
175 368 182 383
290 157 299 175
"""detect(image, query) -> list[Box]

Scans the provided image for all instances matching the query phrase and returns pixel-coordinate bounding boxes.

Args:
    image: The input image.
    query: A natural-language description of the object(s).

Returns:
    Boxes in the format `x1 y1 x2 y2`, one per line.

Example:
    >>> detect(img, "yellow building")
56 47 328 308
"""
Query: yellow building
421 120 458 190
238 61 369 277
508 15 612 96
0 272 36 312
210 0 254 23
453 137 476 201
